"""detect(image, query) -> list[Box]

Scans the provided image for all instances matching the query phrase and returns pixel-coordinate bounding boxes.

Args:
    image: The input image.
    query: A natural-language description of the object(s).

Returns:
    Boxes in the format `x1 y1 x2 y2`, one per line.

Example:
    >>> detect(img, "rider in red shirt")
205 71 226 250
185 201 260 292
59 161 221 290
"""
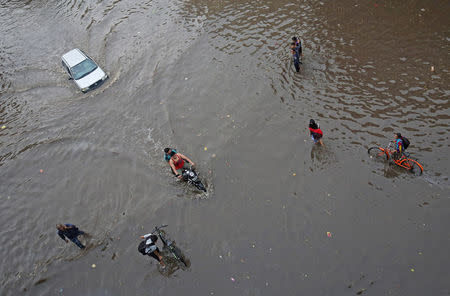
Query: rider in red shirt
169 152 195 179
308 119 324 146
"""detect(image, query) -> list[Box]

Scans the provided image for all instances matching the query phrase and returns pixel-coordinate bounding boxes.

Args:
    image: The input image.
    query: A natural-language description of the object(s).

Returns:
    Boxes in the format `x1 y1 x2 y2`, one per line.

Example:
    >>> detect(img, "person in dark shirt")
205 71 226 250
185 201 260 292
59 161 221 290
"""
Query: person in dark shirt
291 36 302 72
291 42 300 72
138 233 165 267
292 36 302 56
57 224 86 249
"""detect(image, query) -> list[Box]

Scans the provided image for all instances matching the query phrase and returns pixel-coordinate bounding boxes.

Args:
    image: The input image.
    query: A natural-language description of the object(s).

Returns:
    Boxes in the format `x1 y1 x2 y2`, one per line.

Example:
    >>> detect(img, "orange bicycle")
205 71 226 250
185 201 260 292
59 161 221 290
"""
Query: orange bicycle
368 143 423 176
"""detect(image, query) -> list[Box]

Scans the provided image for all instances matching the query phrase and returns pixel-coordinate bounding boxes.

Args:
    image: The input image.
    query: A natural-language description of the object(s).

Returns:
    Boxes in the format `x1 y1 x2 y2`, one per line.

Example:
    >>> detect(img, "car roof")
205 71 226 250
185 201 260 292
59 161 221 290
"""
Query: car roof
62 49 87 67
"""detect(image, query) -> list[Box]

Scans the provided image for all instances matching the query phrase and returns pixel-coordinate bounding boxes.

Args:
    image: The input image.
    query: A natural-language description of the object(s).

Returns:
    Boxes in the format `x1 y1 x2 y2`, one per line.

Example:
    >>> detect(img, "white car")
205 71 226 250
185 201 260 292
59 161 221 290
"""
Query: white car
61 48 107 92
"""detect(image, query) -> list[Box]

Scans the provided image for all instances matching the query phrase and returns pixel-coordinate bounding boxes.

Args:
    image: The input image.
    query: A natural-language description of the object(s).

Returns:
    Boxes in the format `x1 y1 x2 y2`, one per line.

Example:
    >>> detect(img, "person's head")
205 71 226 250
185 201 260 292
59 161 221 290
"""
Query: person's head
149 234 158 243
309 119 318 129
164 148 171 154
395 133 402 139
56 224 65 231
292 36 298 42
290 42 296 48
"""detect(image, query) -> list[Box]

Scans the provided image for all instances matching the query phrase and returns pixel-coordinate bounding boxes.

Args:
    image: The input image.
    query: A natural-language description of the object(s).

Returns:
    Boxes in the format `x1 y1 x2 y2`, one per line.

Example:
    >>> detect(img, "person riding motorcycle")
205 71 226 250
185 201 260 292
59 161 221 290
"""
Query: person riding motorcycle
165 149 195 179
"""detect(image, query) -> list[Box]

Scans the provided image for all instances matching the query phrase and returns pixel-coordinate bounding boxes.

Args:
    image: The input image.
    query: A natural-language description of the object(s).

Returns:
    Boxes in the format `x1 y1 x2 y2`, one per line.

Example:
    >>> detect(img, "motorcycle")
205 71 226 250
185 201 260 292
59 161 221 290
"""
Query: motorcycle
181 165 207 192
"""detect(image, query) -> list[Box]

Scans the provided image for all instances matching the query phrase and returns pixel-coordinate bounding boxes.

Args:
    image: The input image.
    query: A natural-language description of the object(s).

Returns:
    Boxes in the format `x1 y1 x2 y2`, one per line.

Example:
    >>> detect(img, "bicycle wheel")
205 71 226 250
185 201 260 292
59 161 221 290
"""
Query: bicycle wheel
400 159 423 176
368 147 388 161
170 245 188 267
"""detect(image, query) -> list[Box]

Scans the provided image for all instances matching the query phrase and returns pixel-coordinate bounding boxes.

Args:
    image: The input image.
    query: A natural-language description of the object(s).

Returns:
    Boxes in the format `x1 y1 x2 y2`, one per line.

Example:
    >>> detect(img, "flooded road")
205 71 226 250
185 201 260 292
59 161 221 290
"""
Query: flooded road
1 0 449 295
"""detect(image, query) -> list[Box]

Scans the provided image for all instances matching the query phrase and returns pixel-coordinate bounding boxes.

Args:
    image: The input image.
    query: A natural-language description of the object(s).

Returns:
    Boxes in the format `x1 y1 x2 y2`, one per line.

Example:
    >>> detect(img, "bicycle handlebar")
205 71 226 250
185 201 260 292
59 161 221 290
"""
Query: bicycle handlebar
152 224 168 233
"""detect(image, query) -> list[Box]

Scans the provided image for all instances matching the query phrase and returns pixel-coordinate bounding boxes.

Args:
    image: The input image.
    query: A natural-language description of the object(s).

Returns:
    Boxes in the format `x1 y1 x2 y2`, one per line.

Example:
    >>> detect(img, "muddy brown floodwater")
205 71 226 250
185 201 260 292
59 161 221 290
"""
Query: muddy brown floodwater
0 0 449 295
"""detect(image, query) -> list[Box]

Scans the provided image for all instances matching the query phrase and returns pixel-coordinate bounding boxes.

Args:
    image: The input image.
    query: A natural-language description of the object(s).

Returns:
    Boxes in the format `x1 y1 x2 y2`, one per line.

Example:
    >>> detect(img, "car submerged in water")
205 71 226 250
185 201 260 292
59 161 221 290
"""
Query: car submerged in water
61 48 107 93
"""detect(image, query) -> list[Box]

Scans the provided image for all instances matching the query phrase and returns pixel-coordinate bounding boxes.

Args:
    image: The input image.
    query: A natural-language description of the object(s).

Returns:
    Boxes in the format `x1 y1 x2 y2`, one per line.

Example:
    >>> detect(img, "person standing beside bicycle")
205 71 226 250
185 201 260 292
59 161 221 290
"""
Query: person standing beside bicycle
390 133 409 160
138 233 165 267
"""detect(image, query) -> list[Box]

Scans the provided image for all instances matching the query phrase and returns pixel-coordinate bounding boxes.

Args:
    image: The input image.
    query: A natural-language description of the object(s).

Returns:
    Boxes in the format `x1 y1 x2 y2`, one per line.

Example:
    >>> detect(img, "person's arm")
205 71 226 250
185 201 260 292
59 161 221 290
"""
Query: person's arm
178 153 195 167
140 233 152 239
58 230 68 242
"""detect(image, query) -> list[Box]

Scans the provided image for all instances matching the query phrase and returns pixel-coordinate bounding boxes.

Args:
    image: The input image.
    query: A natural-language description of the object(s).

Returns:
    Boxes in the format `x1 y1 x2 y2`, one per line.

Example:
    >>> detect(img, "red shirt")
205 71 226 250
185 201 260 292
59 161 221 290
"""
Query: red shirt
173 156 185 170
309 127 323 139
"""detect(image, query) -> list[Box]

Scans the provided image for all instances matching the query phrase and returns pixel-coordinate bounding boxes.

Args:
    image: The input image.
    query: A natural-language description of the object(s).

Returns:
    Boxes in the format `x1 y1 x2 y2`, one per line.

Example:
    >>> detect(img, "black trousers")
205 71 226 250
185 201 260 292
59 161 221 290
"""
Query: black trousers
148 247 161 262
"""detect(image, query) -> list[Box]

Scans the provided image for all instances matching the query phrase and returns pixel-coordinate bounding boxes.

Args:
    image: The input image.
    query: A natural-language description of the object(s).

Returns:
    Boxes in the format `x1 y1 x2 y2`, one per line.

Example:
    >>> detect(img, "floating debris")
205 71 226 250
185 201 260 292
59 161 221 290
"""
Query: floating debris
39 169 44 173
230 277 235 282
327 232 332 237
1 125 5 129
91 264 96 268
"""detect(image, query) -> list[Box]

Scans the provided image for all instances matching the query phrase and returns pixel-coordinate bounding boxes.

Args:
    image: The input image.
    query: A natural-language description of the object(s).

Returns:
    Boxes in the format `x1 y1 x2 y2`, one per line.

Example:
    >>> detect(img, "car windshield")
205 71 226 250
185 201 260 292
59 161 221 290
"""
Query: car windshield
71 58 98 80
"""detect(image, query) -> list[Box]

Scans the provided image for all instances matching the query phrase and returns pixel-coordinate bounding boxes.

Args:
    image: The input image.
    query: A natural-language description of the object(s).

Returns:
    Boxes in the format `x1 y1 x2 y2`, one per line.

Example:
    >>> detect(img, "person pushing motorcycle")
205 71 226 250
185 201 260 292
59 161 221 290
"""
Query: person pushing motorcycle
164 148 195 179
